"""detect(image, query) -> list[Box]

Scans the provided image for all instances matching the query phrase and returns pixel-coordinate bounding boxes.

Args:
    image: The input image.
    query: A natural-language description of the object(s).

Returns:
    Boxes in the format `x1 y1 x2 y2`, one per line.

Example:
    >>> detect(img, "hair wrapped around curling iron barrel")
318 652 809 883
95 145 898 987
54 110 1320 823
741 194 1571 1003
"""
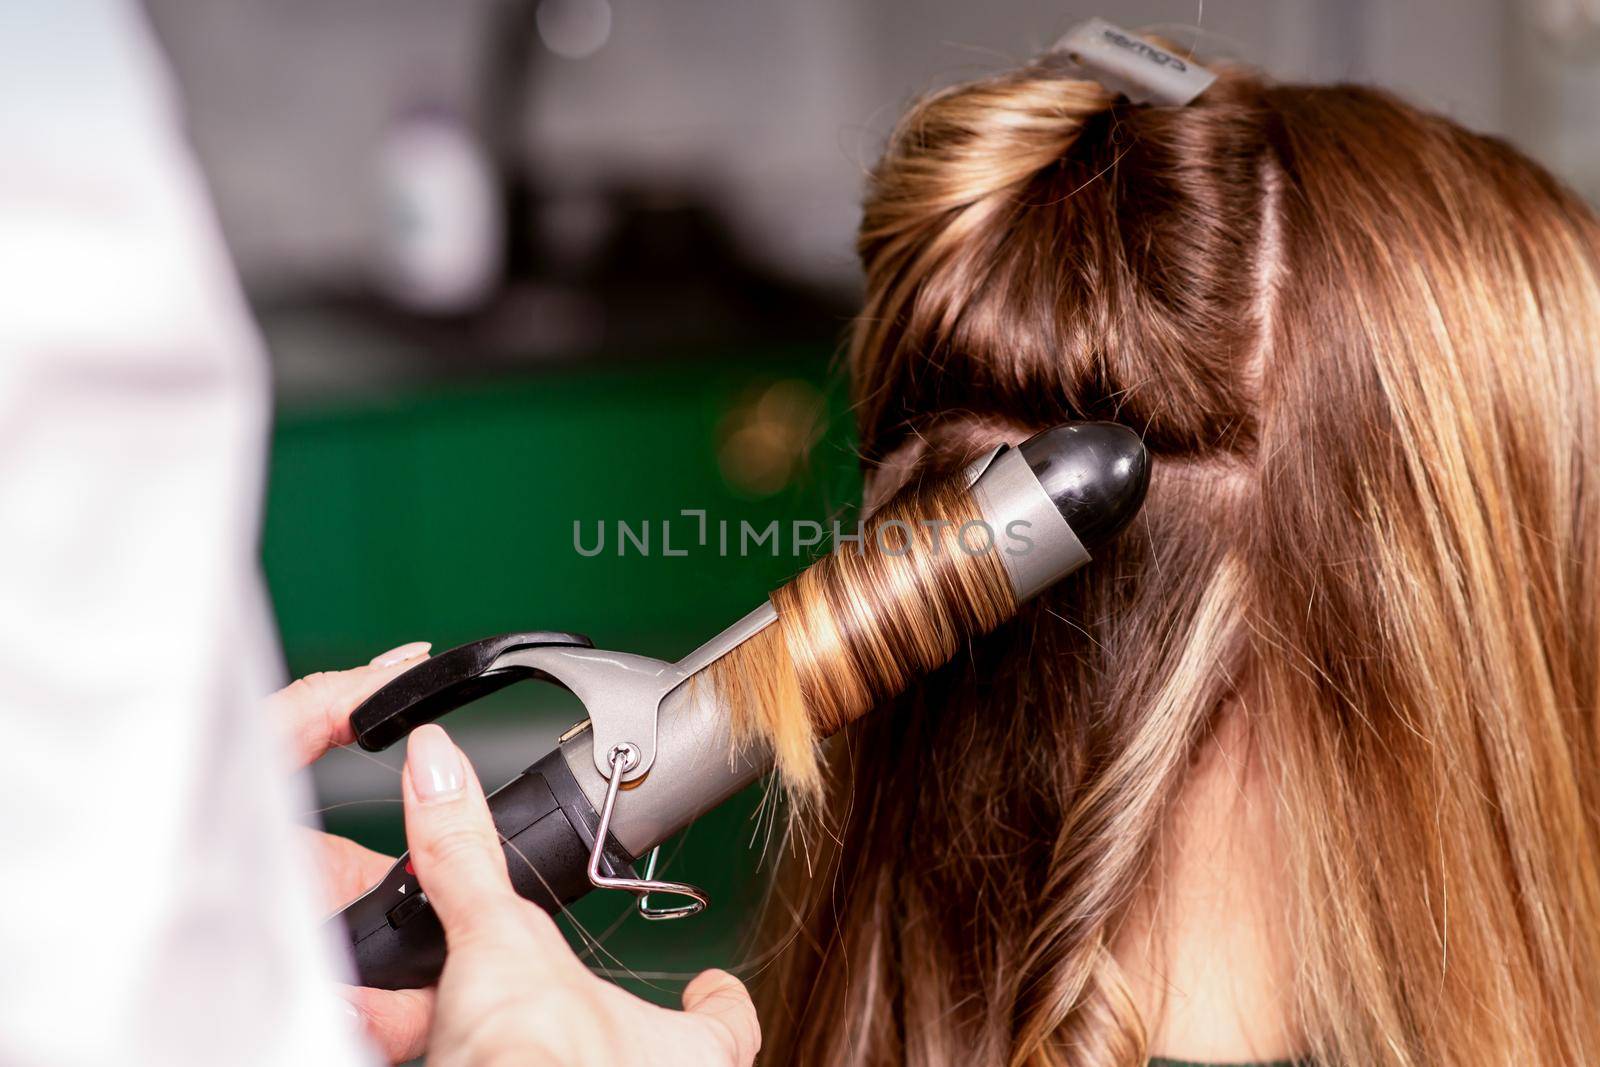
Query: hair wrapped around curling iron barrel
709 474 1018 798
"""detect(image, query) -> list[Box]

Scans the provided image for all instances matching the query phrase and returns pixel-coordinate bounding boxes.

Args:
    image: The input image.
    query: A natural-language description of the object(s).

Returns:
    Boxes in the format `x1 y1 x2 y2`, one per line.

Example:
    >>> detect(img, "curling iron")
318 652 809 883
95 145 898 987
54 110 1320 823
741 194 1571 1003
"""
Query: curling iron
335 422 1150 989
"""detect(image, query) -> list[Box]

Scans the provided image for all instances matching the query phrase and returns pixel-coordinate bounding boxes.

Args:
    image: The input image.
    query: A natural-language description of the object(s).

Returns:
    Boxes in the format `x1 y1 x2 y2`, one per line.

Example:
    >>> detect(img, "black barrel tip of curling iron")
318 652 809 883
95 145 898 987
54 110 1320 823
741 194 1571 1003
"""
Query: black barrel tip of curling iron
1018 422 1151 549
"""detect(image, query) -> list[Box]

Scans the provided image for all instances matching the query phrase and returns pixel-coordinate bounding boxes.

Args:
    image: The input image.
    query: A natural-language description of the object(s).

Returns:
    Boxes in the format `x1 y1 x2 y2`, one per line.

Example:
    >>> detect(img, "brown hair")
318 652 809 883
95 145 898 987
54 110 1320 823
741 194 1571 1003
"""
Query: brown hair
742 52 1600 1067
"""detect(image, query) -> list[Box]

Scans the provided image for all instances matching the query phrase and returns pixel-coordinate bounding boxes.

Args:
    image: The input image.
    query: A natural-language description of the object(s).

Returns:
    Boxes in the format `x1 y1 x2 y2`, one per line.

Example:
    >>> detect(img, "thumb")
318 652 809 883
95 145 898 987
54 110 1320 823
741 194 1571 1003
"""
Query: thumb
401 724 524 947
682 970 761 1066
272 642 432 767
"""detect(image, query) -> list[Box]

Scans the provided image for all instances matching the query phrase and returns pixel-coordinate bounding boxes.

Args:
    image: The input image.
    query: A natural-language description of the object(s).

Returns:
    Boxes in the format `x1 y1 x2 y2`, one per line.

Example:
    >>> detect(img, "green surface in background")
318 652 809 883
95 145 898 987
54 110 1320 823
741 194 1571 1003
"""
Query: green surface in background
263 349 858 1001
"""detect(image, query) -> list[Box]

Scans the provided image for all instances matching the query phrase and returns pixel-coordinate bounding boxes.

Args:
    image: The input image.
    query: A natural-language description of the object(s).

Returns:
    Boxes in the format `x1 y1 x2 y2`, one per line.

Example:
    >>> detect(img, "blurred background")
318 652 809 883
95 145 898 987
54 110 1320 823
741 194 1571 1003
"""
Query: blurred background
134 0 1600 1001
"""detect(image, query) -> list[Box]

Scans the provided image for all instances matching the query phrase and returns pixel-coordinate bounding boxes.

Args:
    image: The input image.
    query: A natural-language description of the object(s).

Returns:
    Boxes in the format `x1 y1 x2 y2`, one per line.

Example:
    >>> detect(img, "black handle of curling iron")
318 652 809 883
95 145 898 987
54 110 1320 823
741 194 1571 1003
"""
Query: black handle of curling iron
340 747 635 989
336 634 636 990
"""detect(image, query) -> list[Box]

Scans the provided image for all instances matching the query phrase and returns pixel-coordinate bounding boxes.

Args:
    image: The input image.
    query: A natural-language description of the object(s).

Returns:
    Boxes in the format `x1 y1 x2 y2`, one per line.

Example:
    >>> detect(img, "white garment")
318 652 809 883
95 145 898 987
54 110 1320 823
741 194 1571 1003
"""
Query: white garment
0 2 370 1064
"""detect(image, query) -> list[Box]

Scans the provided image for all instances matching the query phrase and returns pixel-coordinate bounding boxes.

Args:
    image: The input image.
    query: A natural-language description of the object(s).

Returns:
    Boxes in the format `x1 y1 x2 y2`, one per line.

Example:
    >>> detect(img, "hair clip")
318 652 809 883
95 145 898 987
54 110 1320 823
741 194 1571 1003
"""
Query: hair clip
1052 17 1217 106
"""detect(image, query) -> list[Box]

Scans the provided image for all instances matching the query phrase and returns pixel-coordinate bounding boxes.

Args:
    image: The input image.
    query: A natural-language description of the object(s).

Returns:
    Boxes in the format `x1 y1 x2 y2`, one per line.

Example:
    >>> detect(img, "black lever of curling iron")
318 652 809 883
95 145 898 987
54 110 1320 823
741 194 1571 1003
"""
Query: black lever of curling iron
332 421 1150 990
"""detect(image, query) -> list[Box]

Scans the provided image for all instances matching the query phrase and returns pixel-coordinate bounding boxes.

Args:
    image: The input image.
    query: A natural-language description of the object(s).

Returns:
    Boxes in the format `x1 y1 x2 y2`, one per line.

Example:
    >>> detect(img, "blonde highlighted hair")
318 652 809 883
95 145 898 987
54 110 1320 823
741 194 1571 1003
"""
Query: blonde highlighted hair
743 54 1600 1067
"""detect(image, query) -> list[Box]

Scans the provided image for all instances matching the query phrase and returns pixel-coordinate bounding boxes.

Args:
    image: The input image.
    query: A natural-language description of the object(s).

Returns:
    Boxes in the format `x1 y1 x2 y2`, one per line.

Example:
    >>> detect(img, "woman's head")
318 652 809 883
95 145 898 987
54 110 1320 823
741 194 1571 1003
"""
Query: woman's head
761 49 1600 1067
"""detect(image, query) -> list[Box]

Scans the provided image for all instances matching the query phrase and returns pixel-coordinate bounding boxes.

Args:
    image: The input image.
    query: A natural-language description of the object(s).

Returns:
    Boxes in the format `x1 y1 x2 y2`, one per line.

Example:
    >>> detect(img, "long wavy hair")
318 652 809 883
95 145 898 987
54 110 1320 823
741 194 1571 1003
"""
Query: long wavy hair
752 54 1600 1067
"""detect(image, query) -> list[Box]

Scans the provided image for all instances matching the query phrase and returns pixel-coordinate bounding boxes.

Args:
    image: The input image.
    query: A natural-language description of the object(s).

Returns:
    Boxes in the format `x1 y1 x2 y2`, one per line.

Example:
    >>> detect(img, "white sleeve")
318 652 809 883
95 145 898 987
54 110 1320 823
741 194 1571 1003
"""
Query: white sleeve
0 2 372 1064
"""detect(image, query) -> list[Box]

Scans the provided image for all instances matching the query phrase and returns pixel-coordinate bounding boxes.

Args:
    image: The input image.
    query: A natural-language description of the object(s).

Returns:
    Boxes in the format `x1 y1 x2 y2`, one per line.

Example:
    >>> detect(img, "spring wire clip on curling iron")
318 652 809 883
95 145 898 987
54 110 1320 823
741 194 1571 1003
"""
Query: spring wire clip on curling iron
336 422 1151 990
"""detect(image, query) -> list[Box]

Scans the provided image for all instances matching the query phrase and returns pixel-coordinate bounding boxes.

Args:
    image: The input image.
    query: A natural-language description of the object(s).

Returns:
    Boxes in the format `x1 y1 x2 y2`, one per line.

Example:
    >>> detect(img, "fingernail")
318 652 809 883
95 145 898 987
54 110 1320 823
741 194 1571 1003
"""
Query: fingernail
408 724 464 802
340 1001 363 1031
371 640 431 667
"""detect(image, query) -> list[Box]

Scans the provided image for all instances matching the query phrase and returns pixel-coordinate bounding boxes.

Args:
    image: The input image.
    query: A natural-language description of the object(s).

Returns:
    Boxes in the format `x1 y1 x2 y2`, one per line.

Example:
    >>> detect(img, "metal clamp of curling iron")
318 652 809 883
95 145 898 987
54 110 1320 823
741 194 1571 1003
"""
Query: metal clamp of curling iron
538 601 789 921
333 421 1150 990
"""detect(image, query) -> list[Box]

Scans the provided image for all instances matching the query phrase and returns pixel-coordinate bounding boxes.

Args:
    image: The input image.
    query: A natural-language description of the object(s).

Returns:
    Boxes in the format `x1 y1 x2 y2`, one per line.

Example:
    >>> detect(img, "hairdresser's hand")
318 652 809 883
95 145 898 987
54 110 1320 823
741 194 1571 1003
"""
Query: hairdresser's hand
402 722 761 1067
268 641 440 1062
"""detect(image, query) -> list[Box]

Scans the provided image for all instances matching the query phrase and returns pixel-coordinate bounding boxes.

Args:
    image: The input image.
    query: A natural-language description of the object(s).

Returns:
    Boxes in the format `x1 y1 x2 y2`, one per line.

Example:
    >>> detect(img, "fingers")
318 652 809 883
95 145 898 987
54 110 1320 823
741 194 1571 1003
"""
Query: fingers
683 970 761 1067
302 828 397 913
340 985 435 1064
401 724 529 948
269 642 431 767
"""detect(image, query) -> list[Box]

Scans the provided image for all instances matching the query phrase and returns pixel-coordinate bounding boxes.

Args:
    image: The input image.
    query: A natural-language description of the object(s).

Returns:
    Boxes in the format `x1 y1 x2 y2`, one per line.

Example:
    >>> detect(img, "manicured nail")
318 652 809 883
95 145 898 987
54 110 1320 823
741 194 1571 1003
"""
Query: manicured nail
340 1001 363 1031
408 724 464 802
370 640 431 667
